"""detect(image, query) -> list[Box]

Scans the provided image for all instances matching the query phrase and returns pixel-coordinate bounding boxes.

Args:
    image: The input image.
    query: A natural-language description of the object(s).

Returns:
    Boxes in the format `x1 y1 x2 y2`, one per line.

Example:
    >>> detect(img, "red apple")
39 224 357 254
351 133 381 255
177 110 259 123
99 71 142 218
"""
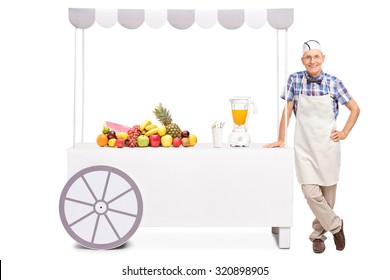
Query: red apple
115 138 124 148
172 137 182 147
149 134 161 147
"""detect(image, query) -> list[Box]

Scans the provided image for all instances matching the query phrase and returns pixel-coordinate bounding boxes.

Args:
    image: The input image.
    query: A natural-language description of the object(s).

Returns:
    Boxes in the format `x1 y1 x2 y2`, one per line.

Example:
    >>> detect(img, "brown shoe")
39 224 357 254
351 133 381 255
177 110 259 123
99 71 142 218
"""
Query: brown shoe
313 239 325 253
333 220 345 251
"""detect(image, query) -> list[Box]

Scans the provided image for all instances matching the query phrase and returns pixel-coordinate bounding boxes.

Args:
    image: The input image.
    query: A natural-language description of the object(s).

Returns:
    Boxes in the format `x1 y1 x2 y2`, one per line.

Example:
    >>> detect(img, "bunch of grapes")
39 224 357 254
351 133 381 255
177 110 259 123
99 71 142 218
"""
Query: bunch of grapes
126 125 142 147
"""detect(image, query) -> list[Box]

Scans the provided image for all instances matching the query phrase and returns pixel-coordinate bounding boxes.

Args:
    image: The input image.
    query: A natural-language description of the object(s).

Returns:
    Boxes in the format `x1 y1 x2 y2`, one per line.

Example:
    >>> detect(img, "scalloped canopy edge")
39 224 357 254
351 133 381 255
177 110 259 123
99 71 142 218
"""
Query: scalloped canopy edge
69 8 294 30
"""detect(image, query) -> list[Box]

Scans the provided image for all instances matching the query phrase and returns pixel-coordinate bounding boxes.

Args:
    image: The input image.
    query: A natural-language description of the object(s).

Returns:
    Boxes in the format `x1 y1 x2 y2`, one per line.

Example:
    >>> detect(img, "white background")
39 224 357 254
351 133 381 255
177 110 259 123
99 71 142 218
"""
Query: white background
1 0 389 279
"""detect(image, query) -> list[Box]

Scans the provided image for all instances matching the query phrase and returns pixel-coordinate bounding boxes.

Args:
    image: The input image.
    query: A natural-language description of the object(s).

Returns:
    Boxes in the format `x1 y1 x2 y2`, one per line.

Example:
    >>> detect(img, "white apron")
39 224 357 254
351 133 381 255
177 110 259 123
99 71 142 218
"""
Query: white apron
294 86 341 186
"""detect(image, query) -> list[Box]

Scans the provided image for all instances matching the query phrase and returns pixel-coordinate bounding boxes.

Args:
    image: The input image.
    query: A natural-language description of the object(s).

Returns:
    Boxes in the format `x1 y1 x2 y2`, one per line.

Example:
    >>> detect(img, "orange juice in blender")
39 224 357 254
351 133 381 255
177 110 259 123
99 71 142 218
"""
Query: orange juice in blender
232 109 248 126
229 97 257 147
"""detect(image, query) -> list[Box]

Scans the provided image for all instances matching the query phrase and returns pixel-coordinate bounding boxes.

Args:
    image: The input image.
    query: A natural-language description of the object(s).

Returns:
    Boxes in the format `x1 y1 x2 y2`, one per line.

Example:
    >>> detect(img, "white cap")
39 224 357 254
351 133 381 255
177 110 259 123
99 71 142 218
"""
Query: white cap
303 40 322 55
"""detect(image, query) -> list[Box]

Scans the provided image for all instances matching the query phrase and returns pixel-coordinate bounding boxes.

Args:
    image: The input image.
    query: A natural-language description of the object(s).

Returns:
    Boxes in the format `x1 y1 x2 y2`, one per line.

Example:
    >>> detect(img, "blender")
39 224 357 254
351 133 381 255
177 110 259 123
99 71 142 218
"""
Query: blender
229 97 257 147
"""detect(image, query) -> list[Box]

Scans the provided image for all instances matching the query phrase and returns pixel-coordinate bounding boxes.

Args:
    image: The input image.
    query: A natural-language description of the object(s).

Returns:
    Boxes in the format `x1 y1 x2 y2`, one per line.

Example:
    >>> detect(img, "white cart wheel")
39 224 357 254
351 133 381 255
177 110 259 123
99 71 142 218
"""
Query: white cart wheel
59 165 143 249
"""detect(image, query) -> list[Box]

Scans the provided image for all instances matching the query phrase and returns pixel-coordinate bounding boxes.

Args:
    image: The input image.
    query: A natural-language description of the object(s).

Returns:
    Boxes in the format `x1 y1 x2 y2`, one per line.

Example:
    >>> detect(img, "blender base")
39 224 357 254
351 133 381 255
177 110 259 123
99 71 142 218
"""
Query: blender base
229 132 251 147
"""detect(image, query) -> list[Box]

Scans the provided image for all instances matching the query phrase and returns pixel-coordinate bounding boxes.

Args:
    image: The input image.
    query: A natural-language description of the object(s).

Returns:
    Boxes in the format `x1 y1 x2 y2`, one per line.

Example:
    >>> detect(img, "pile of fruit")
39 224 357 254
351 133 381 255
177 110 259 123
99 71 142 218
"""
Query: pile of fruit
96 103 197 148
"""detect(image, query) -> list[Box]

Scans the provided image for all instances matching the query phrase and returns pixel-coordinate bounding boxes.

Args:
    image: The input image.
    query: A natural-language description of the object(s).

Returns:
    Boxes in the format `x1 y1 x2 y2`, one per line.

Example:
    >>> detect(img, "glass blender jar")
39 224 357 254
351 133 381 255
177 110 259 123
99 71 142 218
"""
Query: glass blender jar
229 97 257 147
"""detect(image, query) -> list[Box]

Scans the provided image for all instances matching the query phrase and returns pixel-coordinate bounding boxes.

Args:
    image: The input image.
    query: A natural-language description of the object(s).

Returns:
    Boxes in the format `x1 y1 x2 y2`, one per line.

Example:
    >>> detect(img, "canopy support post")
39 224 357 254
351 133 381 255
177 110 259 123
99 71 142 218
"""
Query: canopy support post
275 28 289 145
72 28 86 147
72 28 77 148
276 30 280 139
81 28 85 144
284 28 289 145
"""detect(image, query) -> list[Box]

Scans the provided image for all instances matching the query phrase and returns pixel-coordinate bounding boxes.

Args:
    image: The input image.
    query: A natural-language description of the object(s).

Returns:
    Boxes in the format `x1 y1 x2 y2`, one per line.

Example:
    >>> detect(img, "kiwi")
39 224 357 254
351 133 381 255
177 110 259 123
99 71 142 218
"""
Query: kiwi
181 138 190 147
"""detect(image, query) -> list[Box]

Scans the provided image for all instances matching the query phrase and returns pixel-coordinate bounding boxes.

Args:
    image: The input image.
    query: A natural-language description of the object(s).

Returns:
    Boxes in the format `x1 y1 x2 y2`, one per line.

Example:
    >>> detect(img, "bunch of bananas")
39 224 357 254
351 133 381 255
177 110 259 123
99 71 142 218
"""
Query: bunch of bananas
140 120 159 136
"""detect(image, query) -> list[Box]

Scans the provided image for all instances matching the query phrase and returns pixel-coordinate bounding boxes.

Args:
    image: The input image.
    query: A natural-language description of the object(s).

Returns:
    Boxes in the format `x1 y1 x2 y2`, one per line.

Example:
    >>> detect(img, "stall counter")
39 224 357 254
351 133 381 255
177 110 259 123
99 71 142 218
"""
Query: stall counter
68 143 294 248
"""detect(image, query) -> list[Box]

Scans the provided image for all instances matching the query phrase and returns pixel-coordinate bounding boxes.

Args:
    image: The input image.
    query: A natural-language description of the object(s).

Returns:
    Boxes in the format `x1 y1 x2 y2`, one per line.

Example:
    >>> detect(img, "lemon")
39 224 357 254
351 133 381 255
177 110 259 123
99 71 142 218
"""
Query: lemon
116 132 128 141
158 126 167 137
108 138 116 147
189 134 197 146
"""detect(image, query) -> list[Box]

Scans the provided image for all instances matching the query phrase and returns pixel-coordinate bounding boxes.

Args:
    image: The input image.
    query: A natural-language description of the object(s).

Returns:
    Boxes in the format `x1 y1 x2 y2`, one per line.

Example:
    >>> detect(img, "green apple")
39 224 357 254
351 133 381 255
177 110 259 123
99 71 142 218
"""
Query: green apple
161 135 173 147
102 124 110 134
137 135 149 147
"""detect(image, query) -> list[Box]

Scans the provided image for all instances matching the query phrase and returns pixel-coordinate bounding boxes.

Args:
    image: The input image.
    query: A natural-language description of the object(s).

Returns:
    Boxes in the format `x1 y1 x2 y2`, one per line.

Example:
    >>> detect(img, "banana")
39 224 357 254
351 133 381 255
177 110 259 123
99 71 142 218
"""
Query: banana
145 128 159 136
145 124 157 131
140 120 152 131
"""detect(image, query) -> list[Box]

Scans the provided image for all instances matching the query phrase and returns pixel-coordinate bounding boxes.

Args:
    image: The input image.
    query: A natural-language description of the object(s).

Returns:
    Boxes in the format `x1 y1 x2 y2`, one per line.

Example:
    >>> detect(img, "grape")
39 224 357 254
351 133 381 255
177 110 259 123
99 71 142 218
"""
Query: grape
126 125 142 147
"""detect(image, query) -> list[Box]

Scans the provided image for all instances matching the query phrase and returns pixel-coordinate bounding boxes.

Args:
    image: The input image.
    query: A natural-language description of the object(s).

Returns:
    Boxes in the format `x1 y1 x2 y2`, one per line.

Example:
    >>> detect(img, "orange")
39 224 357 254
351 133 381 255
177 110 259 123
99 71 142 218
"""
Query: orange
96 134 108 147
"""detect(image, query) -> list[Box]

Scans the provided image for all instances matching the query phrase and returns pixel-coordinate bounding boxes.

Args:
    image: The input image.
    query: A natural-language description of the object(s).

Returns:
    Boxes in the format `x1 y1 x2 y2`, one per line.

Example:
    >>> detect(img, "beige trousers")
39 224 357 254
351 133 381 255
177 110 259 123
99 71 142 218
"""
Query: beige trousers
301 184 342 241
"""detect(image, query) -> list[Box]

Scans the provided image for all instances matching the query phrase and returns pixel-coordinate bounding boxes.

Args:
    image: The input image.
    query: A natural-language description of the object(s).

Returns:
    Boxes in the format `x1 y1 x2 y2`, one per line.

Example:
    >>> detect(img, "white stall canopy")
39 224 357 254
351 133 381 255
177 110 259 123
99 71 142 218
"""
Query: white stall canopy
69 8 294 145
69 8 294 30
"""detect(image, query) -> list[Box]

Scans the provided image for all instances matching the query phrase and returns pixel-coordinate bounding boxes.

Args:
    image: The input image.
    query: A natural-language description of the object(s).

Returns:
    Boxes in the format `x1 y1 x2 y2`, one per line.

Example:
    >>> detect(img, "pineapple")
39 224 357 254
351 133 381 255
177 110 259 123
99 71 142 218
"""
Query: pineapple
153 103 182 138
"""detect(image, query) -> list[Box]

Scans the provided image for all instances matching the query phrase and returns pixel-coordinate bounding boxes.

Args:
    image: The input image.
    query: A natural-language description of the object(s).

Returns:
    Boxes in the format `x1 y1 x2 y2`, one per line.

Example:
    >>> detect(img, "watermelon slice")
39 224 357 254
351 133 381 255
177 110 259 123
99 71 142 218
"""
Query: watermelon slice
105 121 131 133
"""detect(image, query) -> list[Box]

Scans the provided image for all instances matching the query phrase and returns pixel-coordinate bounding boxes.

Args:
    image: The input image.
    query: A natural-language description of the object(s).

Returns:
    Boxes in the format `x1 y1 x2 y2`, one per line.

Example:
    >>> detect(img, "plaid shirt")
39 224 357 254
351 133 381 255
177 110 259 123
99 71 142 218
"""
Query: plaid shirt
281 71 352 119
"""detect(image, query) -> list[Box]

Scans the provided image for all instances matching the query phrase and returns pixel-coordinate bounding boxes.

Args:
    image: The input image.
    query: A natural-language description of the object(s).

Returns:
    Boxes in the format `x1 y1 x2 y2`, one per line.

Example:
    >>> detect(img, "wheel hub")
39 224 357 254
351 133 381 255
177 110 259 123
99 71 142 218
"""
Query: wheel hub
94 201 108 214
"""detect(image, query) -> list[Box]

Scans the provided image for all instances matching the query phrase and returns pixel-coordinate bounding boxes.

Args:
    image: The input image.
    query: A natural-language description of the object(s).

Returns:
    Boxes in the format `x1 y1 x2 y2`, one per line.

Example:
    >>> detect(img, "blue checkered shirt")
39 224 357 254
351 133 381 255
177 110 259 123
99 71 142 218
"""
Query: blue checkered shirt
281 71 352 119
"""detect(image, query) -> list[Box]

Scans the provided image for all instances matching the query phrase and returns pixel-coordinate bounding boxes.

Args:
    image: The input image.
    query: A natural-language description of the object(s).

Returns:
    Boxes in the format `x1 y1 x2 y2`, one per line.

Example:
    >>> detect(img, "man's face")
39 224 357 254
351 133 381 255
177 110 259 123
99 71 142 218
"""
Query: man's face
301 49 325 78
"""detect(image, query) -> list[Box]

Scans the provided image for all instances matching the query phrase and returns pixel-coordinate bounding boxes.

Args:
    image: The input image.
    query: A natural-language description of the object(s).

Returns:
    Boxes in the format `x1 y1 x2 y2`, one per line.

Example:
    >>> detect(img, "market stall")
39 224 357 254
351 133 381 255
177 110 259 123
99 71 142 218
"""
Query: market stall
59 8 295 250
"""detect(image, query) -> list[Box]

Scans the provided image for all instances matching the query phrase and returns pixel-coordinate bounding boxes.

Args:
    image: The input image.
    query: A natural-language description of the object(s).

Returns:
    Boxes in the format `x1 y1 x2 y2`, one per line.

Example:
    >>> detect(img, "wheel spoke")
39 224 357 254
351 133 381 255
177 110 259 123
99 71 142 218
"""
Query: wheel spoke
82 175 98 202
107 188 133 204
65 197 94 207
69 210 94 227
108 208 137 218
91 215 100 243
104 214 121 240
101 171 111 201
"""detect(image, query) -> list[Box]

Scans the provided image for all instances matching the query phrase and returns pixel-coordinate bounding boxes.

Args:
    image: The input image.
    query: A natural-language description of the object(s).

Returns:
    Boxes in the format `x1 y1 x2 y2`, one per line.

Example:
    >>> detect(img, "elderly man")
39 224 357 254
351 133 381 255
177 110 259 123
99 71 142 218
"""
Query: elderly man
265 40 360 253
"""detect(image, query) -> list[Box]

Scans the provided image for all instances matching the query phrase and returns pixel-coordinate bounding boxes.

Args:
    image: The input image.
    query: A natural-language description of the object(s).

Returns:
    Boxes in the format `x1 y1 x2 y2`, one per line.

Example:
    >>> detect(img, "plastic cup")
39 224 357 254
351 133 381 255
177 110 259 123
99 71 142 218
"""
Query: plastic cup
212 127 223 148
